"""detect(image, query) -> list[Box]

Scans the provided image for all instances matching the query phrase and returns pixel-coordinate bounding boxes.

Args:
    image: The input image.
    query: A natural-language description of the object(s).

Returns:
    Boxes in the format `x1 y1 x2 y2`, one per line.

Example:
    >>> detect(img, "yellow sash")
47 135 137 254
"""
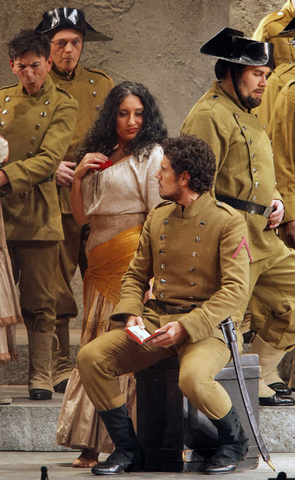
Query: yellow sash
84 225 142 306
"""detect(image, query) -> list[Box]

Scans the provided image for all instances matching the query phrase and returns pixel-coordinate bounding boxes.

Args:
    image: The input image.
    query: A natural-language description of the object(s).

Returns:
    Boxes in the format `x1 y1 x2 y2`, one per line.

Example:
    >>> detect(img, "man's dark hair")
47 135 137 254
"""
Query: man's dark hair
162 135 216 194
77 81 167 162
8 29 51 61
215 59 245 80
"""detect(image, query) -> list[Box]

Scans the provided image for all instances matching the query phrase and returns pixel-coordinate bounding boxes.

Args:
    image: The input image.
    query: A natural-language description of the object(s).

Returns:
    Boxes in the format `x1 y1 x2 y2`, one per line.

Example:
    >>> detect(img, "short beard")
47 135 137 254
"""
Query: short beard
237 90 262 110
235 73 262 110
160 189 182 203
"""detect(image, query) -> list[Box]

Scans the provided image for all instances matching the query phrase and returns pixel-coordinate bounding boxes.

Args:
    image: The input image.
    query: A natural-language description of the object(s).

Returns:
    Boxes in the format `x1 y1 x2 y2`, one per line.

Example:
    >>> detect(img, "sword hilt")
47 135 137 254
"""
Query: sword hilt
220 317 238 347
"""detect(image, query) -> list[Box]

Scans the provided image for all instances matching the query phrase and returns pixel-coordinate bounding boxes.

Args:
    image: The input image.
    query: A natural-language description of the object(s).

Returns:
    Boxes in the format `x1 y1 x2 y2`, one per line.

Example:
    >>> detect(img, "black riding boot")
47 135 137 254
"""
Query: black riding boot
92 404 144 475
204 405 249 474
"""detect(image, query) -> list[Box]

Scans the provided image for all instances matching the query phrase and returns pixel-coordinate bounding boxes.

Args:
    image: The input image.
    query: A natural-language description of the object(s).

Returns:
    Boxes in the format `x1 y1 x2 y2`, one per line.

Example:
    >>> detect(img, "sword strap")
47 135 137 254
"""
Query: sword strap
216 194 274 218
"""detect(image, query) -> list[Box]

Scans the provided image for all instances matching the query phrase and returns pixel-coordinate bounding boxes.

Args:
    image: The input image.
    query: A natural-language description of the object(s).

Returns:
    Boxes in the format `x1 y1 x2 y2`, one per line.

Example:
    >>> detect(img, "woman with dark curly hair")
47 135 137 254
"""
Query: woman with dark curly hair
56 81 167 468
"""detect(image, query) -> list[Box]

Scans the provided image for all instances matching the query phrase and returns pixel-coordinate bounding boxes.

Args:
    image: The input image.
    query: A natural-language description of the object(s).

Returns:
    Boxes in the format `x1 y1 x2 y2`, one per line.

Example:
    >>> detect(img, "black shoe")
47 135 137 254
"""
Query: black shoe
93 404 144 475
203 406 249 475
29 389 52 400
53 379 68 393
268 382 292 396
259 392 295 406
91 449 144 475
204 461 237 474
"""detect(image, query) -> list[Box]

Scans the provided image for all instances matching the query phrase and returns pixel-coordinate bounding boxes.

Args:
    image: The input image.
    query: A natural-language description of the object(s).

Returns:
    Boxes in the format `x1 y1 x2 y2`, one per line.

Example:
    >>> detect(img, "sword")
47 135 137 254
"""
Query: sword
220 317 275 472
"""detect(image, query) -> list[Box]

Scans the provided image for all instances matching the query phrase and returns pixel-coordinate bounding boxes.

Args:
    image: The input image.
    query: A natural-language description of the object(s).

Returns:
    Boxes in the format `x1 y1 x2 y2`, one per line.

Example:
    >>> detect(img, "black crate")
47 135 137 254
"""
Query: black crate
135 354 260 472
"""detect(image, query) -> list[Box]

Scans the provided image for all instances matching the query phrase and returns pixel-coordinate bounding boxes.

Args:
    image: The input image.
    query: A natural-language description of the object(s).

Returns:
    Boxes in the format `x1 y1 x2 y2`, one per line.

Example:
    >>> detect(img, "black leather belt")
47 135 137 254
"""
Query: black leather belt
156 299 195 314
216 194 274 218
38 174 54 185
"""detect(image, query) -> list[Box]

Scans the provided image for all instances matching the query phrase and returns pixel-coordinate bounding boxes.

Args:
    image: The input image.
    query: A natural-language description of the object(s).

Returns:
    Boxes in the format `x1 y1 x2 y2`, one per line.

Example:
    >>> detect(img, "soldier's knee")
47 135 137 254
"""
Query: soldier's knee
77 343 93 378
179 369 204 398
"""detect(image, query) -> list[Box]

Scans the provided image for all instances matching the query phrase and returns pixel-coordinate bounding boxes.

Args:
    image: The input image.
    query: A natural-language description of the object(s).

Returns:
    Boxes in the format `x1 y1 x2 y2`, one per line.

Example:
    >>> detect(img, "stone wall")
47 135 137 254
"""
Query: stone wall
0 0 285 326
0 0 283 135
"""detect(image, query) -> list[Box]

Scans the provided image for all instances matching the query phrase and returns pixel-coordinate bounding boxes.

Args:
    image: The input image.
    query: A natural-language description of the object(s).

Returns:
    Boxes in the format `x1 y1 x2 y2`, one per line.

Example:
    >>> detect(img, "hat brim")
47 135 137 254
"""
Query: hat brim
35 10 112 42
200 27 274 68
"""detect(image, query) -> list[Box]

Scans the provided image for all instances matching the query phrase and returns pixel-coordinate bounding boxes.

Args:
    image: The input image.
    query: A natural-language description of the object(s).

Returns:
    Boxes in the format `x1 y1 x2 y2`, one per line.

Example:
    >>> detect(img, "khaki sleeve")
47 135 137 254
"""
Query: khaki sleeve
272 83 295 222
181 107 230 174
2 98 78 195
111 209 155 320
252 22 269 42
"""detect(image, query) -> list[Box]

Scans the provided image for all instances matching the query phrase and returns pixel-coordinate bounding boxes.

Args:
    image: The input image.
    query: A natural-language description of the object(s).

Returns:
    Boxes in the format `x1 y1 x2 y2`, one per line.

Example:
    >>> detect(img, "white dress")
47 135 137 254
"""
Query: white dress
0 201 23 363
56 145 163 452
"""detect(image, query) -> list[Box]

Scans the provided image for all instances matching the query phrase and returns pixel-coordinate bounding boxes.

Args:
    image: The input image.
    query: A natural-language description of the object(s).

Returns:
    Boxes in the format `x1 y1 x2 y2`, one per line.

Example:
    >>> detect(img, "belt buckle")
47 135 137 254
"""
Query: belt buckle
263 206 274 218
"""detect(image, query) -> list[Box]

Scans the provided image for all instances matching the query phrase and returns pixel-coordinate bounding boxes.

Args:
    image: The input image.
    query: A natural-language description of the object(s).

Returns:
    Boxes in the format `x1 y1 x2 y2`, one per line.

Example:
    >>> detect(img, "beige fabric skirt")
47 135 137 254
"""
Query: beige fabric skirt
0 202 23 363
56 279 137 452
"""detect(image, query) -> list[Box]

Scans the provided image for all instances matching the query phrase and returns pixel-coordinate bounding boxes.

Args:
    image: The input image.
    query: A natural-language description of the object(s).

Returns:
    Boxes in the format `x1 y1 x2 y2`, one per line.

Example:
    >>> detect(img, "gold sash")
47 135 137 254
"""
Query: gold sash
84 225 142 306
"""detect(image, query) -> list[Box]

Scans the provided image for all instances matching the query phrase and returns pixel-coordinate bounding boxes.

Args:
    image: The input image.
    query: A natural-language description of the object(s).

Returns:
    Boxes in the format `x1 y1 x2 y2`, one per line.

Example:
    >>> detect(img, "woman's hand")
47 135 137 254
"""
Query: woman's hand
74 152 109 180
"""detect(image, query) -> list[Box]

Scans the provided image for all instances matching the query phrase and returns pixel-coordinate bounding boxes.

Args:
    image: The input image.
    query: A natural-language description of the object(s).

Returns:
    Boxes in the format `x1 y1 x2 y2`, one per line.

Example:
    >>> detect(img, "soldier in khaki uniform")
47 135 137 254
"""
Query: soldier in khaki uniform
77 135 250 476
181 28 295 407
254 60 295 131
0 29 78 399
35 8 114 392
254 19 295 130
253 0 295 68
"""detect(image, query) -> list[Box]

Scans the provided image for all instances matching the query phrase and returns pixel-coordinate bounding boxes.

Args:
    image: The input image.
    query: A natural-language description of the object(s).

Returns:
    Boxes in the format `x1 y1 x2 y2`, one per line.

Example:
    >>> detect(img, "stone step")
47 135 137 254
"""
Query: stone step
0 385 294 453
0 329 81 385
0 385 71 452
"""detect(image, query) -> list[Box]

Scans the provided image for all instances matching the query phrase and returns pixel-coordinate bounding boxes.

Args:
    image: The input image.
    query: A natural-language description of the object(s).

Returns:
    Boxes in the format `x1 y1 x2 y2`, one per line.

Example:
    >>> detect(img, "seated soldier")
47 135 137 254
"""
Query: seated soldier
77 135 251 475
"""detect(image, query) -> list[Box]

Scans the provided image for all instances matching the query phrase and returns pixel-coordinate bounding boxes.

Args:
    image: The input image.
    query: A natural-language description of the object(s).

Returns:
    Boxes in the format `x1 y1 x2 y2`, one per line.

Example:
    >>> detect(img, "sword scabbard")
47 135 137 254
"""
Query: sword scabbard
219 317 275 472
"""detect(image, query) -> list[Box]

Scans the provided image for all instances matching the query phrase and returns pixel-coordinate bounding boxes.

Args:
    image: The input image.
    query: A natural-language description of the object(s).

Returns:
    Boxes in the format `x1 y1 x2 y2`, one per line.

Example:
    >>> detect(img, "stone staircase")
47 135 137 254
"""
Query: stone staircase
0 269 295 453
0 270 84 453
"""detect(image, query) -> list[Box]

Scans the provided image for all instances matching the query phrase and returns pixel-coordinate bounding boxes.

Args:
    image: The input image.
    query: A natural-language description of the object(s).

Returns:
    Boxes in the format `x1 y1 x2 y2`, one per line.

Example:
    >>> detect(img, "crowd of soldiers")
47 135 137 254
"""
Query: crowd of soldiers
1 2 295 476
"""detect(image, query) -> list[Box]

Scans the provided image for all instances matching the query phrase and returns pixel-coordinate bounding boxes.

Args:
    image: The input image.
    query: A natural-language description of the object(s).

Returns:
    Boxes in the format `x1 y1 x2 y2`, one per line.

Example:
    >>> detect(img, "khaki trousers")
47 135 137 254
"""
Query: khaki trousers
77 328 232 421
54 214 90 325
245 243 295 349
8 240 59 332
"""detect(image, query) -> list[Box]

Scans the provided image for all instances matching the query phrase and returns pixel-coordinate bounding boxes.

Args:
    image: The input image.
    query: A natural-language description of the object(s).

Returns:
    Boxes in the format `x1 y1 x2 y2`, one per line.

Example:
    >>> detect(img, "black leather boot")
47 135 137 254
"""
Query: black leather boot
92 404 144 475
204 406 249 474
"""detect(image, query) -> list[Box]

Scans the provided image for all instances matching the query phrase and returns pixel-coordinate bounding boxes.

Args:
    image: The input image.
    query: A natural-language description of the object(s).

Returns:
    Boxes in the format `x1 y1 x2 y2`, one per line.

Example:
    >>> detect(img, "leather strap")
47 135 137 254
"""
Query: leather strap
155 299 195 314
216 194 274 218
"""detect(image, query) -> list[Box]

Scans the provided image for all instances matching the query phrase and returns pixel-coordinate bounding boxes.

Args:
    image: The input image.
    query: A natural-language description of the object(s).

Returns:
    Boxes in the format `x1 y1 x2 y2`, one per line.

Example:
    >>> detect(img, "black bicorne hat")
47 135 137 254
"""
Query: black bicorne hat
200 27 274 68
35 7 112 42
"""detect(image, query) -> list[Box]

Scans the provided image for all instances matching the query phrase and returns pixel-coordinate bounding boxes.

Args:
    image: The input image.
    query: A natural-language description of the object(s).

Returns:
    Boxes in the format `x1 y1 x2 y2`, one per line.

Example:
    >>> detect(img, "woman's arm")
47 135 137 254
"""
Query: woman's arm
70 152 108 225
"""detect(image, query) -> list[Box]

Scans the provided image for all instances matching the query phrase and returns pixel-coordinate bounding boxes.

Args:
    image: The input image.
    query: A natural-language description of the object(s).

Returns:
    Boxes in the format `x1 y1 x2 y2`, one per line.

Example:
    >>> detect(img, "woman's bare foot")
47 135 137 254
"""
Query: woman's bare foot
72 449 99 468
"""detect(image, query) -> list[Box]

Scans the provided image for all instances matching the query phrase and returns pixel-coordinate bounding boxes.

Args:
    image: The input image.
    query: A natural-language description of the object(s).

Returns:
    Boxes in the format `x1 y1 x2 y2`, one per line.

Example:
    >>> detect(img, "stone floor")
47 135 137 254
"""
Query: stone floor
0 452 294 479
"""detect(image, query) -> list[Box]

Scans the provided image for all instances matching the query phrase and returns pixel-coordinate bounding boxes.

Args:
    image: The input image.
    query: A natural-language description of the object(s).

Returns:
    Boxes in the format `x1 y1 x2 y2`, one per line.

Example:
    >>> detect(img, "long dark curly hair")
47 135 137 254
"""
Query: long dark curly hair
77 81 167 162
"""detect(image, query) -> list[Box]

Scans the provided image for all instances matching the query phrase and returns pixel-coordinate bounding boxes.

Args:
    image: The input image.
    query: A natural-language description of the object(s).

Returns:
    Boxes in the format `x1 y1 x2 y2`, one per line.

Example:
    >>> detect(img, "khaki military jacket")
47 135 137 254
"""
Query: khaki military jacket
50 64 114 213
0 75 78 241
255 60 295 131
111 193 249 344
181 81 283 263
271 78 295 222
253 0 295 68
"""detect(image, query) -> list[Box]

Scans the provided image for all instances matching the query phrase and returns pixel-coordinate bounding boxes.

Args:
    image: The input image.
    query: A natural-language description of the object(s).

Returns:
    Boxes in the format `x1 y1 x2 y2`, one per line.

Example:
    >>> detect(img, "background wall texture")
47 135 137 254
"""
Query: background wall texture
0 0 283 135
0 0 285 324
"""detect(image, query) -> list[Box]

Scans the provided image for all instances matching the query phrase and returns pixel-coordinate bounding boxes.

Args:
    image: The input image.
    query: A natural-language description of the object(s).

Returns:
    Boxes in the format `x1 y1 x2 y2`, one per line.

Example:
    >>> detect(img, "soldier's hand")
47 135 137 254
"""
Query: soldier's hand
268 199 284 228
149 321 188 347
56 161 76 187
283 220 295 249
125 315 145 329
